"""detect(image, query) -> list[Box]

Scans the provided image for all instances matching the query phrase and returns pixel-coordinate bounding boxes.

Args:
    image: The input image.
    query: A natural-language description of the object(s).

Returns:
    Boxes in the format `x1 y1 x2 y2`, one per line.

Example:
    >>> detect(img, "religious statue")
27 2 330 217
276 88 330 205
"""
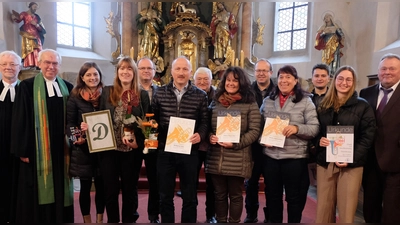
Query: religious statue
11 2 46 68
136 2 166 59
210 2 238 60
208 58 229 80
315 12 345 75
179 31 197 71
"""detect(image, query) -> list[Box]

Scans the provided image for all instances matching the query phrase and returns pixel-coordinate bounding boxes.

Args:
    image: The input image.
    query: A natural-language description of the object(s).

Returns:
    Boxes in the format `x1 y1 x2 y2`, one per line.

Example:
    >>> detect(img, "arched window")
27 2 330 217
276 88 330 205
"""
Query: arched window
275 2 308 51
56 2 91 49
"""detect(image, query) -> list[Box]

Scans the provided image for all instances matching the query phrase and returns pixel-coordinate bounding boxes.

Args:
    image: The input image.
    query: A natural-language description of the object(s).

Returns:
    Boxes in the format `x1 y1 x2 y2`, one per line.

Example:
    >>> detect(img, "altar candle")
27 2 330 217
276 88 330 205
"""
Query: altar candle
240 50 244 68
231 50 235 66
235 58 239 67
130 47 134 59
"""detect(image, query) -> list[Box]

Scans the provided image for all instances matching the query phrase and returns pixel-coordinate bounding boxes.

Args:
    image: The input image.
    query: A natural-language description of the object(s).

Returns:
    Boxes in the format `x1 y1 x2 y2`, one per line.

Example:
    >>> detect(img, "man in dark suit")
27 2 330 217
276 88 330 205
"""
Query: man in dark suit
360 53 400 223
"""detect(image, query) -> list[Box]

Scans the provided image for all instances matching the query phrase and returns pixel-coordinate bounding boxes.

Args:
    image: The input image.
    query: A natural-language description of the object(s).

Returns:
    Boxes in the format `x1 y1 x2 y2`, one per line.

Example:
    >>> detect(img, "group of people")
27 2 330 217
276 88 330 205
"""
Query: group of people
1 47 400 223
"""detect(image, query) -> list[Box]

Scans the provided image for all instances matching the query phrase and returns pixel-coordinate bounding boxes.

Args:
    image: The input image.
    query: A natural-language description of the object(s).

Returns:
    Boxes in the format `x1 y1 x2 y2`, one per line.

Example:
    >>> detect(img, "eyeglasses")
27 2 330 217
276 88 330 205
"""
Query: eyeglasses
336 76 353 83
138 67 155 71
0 63 19 68
255 69 271 74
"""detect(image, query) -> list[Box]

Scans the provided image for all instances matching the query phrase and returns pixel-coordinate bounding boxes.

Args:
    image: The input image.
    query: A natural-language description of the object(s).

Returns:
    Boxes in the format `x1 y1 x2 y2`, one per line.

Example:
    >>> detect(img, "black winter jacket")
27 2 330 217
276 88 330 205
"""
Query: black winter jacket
151 81 209 153
316 91 376 168
66 93 99 178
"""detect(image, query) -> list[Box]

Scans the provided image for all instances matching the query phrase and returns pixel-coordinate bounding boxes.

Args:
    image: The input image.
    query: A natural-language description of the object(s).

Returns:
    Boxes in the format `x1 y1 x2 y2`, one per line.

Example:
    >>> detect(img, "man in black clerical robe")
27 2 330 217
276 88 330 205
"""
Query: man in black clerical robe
0 50 21 223
10 49 74 223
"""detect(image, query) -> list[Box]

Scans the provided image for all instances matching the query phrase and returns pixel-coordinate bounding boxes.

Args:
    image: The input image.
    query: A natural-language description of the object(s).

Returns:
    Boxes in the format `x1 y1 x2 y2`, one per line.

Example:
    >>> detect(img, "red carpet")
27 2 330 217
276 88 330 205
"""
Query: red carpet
73 191 317 223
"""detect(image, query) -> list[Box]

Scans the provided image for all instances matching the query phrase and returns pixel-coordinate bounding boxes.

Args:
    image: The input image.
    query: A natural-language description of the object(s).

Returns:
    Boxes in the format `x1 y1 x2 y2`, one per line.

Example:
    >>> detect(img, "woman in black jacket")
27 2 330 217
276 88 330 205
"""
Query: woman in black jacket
315 66 376 223
66 61 105 223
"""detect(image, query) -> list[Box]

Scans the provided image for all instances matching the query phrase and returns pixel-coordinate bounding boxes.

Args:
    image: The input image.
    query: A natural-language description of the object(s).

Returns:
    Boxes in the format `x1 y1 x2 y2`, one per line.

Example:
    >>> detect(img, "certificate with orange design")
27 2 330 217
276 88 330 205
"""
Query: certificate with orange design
326 126 354 163
216 110 241 143
260 111 290 148
165 116 195 155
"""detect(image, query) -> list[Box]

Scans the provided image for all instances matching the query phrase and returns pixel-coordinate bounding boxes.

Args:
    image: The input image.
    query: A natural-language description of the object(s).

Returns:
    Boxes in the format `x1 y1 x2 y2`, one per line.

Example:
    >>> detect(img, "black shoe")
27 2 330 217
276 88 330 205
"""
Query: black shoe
150 219 160 223
133 211 139 222
176 190 182 197
206 217 217 223
244 216 258 223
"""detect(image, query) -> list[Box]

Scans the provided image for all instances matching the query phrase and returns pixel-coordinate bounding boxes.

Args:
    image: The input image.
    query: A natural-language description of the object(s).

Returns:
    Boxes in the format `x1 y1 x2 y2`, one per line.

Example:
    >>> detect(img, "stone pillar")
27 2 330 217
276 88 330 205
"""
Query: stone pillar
240 2 252 58
121 2 132 57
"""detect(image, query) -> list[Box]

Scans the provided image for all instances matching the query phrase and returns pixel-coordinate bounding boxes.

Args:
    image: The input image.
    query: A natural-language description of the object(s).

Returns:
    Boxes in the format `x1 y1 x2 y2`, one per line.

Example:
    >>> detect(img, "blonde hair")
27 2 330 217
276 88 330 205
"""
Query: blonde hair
109 57 140 106
319 66 357 112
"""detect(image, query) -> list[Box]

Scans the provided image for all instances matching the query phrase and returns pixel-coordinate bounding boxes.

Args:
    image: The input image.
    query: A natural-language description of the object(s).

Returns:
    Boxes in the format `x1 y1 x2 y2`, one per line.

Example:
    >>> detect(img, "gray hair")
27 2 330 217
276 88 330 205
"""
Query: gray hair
137 56 155 68
255 58 273 72
38 49 62 65
0 50 22 64
194 67 212 80
380 53 400 61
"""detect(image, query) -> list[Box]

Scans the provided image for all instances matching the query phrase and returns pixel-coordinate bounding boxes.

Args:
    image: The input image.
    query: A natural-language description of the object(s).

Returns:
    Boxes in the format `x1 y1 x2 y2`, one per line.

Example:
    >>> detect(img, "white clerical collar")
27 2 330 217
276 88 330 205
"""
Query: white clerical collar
43 77 62 97
0 79 18 102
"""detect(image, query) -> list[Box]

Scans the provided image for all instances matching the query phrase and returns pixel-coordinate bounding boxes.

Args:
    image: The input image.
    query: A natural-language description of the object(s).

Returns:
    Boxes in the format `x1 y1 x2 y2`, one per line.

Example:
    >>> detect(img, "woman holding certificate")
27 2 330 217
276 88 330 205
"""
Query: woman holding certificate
260 65 319 223
315 66 375 223
67 62 105 223
207 67 261 223
98 57 150 223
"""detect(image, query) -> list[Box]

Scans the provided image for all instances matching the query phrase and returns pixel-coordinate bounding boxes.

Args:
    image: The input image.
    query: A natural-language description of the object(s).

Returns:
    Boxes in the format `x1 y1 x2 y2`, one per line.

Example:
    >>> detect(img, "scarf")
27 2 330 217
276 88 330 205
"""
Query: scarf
279 91 294 108
218 92 242 107
34 74 72 206
80 86 102 108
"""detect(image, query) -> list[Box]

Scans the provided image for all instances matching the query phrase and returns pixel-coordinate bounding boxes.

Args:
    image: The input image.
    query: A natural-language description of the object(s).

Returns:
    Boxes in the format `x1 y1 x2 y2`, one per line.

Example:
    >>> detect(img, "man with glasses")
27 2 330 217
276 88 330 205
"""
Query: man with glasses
0 50 22 223
10 49 74 223
136 57 160 223
360 53 400 223
244 58 275 223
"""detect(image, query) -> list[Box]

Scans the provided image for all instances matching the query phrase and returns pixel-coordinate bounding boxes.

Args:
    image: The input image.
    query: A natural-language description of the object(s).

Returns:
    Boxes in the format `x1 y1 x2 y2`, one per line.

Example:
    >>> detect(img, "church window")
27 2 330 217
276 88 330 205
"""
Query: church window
56 2 91 49
275 2 308 51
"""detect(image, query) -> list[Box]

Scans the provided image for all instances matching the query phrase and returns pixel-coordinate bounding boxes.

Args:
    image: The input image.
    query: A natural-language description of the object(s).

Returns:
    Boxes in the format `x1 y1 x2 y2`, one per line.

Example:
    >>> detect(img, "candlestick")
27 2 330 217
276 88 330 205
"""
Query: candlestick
240 50 244 68
235 58 239 67
130 47 134 59
231 50 235 66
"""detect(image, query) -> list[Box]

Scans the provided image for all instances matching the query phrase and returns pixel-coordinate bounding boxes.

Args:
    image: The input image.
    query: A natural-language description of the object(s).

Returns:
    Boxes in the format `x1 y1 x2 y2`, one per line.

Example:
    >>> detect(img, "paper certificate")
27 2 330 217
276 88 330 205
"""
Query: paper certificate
260 111 290 148
165 116 195 155
216 110 241 143
326 126 354 163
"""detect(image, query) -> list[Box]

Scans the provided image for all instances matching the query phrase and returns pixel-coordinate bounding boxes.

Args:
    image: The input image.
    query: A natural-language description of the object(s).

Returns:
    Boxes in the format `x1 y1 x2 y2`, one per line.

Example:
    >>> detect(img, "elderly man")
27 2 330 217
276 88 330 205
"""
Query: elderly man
152 56 209 223
193 67 216 223
244 58 275 223
0 50 21 223
10 49 74 223
360 53 400 223
136 57 160 223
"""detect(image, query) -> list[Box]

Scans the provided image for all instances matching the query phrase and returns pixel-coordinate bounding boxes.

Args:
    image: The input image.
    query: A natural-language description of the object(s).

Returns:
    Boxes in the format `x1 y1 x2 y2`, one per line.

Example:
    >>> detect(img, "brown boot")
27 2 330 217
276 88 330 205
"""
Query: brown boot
96 214 103 223
83 215 92 223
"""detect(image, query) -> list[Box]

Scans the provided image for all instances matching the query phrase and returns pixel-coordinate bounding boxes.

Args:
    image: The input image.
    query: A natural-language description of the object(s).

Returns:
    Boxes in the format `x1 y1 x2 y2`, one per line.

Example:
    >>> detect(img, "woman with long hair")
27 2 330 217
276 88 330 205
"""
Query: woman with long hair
66 61 105 223
315 66 375 223
98 57 150 223
206 67 261 223
260 65 319 223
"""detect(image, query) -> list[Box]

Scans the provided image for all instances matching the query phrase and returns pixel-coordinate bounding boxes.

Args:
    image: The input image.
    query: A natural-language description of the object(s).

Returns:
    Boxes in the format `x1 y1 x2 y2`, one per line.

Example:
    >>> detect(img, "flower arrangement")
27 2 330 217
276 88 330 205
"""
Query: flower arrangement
141 113 158 154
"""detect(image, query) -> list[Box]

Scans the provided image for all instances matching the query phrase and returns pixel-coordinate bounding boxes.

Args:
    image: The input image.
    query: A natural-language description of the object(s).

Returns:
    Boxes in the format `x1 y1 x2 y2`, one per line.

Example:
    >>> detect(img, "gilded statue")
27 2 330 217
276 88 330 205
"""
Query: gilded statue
315 12 345 74
210 2 238 59
179 31 196 71
136 2 166 59
11 2 46 68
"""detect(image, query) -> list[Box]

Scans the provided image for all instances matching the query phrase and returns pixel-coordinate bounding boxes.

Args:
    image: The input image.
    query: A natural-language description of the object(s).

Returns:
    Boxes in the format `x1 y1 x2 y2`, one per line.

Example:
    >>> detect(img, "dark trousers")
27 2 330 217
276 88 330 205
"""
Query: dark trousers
362 154 400 223
211 174 244 223
78 176 105 216
244 147 267 220
262 156 309 223
99 150 142 223
197 151 215 219
158 151 198 223
134 150 159 221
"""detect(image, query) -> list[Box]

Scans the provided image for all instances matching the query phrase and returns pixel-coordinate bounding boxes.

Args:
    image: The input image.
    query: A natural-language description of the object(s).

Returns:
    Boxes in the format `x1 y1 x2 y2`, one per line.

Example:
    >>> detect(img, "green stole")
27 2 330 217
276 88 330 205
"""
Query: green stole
33 74 73 206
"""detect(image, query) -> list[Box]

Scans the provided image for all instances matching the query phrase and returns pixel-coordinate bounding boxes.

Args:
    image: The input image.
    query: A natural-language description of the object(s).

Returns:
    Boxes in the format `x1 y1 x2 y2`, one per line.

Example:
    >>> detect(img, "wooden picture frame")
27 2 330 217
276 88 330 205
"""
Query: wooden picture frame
82 110 116 153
